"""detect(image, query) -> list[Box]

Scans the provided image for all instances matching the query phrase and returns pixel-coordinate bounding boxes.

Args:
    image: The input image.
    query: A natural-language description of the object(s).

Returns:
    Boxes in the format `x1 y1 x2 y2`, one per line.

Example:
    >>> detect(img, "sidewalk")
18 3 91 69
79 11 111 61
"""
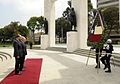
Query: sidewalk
0 47 120 84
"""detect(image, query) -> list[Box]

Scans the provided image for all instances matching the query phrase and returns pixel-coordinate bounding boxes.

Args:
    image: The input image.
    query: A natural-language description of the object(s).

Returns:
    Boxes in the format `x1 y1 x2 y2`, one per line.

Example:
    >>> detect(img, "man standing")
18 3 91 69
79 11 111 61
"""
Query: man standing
91 47 102 68
13 34 22 75
19 35 27 71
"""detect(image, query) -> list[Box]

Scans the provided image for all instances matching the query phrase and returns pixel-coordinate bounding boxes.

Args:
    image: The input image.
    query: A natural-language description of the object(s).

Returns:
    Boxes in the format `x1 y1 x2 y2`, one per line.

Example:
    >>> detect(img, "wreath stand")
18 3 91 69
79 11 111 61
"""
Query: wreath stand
86 35 102 73
86 10 105 73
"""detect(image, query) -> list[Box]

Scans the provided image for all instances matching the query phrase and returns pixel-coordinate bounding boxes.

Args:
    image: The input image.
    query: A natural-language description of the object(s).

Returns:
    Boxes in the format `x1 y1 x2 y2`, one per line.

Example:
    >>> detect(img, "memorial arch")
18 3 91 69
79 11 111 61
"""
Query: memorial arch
42 0 88 52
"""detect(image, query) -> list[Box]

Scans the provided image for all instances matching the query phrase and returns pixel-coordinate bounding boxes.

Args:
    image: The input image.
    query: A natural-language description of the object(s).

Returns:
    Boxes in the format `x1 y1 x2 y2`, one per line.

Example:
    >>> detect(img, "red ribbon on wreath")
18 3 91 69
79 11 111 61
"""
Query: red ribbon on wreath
88 10 104 42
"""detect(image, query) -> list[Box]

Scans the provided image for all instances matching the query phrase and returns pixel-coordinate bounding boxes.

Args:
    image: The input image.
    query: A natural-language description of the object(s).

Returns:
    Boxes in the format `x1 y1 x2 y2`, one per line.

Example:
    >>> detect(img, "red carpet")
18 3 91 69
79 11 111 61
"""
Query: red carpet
0 58 43 84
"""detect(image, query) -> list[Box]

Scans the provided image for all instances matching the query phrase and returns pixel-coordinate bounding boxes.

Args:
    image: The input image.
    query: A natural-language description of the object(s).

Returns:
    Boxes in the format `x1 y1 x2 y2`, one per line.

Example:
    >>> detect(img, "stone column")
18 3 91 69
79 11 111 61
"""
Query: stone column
72 0 88 49
44 0 56 47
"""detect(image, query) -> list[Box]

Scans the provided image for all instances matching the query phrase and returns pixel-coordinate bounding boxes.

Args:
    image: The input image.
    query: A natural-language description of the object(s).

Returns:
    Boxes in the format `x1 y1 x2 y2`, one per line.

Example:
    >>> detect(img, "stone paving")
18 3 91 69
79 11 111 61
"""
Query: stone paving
0 46 120 84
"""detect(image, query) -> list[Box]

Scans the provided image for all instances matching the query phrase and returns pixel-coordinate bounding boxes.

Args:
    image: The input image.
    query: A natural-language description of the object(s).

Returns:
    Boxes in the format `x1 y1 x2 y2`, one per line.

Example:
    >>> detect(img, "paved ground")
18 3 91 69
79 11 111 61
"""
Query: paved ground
0 46 120 84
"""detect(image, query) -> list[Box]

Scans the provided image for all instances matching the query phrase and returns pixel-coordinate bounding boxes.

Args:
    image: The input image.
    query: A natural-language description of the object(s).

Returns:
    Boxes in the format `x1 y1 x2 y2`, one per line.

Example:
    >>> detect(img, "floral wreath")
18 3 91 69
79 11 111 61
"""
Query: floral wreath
87 10 109 49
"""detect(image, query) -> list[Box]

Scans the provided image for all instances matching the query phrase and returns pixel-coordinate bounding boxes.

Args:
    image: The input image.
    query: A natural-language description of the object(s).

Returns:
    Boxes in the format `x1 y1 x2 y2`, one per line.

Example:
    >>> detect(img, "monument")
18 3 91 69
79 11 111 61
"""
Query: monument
44 18 48 34
63 1 77 31
43 0 88 51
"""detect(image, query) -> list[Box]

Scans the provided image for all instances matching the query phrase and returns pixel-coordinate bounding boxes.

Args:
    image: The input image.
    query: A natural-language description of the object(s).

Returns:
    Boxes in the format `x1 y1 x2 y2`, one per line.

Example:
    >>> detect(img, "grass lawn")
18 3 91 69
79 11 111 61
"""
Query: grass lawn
0 43 12 47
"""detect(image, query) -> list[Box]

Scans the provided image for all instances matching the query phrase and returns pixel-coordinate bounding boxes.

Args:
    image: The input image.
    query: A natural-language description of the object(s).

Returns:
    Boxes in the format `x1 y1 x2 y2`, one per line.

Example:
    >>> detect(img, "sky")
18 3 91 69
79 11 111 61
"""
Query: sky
0 0 96 28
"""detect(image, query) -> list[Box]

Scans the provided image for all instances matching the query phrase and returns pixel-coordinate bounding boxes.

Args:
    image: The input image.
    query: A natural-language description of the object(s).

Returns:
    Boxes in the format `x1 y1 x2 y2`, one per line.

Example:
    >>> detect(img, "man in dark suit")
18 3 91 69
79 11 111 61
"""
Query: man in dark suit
19 35 27 71
91 47 102 68
13 35 23 75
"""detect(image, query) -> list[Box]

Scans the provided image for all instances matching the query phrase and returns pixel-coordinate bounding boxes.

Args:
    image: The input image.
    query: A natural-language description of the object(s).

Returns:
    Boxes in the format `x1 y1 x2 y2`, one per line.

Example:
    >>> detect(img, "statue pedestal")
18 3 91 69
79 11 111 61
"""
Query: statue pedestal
41 35 49 49
67 31 78 52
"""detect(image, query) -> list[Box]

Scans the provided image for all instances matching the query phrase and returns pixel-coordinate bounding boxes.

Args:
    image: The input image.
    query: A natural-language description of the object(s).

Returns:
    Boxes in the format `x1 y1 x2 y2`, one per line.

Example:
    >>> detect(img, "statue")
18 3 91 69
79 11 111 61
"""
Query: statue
62 1 77 31
69 8 77 31
44 18 48 34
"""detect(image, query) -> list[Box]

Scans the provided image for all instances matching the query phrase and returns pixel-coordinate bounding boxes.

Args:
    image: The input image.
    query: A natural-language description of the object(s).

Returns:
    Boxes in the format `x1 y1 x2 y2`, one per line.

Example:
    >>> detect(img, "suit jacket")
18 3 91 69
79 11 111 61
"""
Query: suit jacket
13 39 23 57
20 41 27 56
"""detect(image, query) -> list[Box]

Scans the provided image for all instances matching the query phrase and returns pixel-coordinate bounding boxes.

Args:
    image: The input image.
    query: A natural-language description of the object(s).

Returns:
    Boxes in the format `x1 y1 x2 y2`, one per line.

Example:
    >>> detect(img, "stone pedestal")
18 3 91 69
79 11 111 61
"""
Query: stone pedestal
67 31 78 52
72 0 88 49
41 35 49 49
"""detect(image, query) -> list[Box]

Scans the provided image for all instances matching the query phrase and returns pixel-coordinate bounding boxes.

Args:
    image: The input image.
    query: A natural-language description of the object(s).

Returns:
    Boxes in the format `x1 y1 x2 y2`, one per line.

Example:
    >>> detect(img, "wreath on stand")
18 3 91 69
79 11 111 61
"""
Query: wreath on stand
87 10 109 49
87 27 108 49
87 10 109 72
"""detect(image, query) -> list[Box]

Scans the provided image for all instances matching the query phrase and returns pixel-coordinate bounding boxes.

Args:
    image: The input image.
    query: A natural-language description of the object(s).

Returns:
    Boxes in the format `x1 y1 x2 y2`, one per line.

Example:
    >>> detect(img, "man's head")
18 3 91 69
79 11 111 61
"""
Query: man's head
20 35 26 42
15 34 21 40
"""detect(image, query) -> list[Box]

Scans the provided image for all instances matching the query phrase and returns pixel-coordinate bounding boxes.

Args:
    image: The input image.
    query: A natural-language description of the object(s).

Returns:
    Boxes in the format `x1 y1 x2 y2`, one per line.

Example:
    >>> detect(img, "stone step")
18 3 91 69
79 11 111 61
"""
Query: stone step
45 47 120 67
73 49 120 67
0 51 12 61
46 47 66 52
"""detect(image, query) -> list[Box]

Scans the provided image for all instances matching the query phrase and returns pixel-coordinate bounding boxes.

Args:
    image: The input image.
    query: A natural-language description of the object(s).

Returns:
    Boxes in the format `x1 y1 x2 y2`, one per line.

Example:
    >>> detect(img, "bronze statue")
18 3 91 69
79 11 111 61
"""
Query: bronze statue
44 18 48 34
69 8 77 30
62 1 77 31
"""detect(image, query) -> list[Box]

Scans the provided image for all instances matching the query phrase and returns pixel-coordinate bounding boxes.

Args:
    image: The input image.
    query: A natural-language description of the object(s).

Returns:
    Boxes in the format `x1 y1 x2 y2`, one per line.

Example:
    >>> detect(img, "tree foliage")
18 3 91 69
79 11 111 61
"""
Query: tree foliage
27 16 45 43
27 16 38 33
88 0 93 12
36 16 44 32
101 7 119 34
0 21 29 43
56 17 71 43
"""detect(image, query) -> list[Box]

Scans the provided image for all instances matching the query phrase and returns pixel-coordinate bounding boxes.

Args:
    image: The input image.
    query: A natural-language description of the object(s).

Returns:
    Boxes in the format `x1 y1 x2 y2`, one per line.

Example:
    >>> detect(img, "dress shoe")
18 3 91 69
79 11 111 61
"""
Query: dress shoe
15 71 22 75
15 72 21 75
105 70 111 73
95 65 100 68
22 67 26 71
103 66 107 70
19 71 22 74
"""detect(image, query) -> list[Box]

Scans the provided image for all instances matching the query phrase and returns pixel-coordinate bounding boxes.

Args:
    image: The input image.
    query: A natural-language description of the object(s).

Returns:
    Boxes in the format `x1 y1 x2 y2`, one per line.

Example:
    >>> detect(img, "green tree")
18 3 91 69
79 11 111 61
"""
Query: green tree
36 16 44 32
88 0 94 32
88 0 93 12
36 16 45 44
56 17 71 43
18 24 29 37
3 21 20 40
0 28 5 43
1 22 29 43
101 7 119 35
27 16 38 43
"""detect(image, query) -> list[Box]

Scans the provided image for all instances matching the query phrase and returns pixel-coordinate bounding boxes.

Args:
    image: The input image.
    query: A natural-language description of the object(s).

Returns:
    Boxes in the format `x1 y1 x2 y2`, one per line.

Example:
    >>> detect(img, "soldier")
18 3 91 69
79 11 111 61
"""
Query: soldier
101 39 114 73
91 47 102 68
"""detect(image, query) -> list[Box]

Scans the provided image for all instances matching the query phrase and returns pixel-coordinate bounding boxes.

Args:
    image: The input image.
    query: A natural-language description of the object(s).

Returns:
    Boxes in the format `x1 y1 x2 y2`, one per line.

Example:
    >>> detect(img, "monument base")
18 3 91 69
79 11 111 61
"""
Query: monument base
67 31 78 52
41 35 49 49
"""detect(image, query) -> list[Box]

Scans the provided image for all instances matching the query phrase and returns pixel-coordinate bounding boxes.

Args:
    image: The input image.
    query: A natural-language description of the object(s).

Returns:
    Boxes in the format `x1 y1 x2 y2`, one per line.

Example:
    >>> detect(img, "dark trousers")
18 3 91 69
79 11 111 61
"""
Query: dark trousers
15 57 21 74
30 45 32 49
96 54 100 67
101 54 111 70
19 56 25 71
95 48 102 67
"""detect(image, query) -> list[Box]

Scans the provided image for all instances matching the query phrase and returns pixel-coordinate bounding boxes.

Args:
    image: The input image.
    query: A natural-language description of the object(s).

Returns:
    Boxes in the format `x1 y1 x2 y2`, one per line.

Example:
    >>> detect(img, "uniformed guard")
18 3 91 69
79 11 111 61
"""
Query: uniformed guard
101 39 114 73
